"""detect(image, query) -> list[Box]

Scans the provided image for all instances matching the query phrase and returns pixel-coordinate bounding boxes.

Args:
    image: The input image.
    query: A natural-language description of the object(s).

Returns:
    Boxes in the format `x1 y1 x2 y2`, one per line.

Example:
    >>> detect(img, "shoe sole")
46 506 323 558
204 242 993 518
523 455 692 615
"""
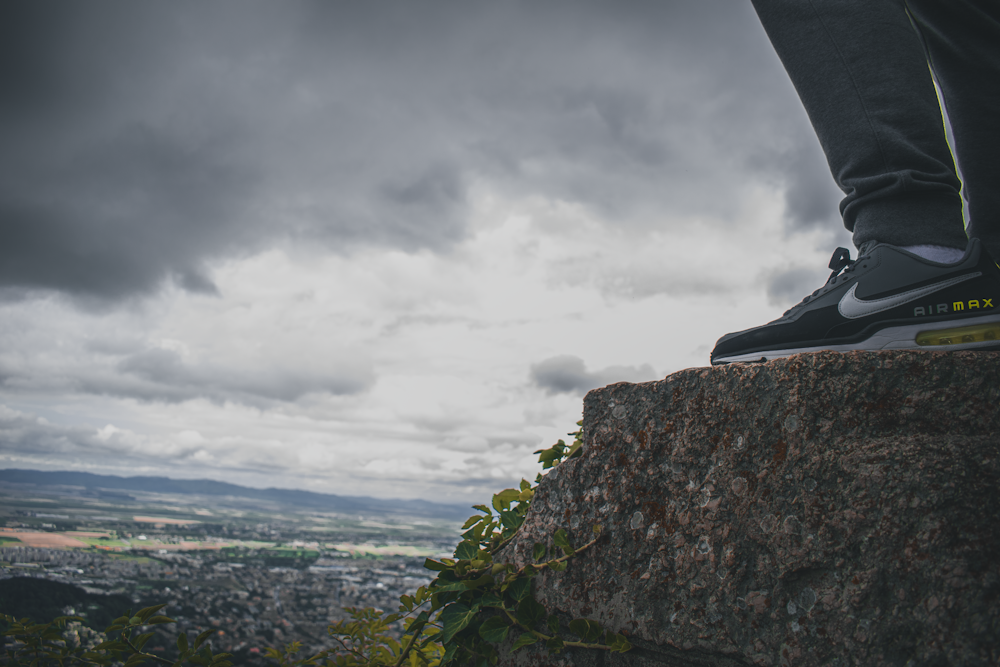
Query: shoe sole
712 313 1000 365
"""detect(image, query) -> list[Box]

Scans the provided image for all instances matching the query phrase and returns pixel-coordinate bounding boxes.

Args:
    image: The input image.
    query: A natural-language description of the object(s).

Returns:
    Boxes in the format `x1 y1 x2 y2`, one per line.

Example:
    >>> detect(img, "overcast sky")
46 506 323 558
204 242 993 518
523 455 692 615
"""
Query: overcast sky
0 0 852 504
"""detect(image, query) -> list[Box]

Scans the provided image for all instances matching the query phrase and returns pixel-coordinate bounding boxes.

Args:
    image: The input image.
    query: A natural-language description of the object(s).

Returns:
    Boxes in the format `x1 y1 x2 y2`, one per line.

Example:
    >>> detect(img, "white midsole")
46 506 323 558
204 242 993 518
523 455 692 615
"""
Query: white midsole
714 313 1000 364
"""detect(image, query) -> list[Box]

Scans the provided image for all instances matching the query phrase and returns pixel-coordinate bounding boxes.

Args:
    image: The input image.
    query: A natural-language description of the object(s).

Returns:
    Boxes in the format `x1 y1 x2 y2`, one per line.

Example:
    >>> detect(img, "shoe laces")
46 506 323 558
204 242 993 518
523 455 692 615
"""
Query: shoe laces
784 242 876 315
826 247 854 279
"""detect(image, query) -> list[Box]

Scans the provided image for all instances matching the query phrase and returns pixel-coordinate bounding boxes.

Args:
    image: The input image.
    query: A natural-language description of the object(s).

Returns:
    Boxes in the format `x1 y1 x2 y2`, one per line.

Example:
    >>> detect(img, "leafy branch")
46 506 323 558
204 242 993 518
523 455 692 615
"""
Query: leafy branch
2 603 232 667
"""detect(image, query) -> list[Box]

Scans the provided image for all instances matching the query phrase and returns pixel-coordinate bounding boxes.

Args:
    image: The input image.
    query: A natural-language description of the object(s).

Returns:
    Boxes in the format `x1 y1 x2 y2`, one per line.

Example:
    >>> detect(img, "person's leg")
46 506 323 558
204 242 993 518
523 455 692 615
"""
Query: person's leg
750 0 969 251
709 0 1000 364
905 0 1000 261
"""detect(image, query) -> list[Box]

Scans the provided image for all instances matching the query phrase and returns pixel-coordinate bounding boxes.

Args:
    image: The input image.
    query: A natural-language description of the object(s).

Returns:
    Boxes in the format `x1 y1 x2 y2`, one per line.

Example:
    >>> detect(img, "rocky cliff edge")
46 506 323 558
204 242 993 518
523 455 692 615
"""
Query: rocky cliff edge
499 351 1000 666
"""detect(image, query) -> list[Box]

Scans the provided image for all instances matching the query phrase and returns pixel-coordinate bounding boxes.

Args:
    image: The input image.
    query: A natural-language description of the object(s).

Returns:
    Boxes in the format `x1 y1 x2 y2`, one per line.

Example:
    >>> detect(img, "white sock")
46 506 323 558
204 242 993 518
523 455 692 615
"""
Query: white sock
899 244 966 264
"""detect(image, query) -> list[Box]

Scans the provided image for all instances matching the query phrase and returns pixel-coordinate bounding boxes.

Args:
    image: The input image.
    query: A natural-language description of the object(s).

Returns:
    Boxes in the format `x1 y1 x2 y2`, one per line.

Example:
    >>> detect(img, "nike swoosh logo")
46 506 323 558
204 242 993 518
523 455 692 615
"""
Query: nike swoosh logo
839 272 981 319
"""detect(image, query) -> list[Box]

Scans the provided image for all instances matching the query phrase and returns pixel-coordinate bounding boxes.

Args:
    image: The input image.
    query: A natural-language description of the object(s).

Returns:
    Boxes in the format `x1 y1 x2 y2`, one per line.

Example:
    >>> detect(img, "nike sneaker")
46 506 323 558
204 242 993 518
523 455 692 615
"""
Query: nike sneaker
710 237 1000 365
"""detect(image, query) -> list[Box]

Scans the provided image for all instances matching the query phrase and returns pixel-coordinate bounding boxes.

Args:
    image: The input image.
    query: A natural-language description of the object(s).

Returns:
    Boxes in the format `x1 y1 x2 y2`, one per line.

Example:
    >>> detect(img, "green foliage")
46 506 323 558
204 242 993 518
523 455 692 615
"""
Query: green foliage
1 603 233 667
532 422 584 474
309 421 629 665
0 577 133 632
1 421 631 666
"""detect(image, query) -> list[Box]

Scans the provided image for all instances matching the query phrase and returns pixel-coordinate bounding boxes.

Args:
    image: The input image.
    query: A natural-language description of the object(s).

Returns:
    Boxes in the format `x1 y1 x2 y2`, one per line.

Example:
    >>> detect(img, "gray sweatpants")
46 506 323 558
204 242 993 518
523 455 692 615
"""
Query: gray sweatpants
751 0 1000 260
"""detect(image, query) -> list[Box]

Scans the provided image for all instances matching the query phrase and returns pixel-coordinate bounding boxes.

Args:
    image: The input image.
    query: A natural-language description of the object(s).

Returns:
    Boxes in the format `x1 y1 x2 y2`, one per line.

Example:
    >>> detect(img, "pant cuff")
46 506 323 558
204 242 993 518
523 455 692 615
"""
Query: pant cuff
851 194 968 250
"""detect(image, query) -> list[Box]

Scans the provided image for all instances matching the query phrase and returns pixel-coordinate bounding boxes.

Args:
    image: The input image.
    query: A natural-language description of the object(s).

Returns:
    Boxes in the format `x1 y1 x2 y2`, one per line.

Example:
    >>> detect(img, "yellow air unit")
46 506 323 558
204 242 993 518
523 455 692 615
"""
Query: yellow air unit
915 322 1000 346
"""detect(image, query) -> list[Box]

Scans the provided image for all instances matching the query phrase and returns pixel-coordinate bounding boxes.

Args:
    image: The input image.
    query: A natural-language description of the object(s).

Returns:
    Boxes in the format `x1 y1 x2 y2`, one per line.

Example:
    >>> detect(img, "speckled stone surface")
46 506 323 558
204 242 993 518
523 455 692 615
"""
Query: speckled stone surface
497 351 1000 666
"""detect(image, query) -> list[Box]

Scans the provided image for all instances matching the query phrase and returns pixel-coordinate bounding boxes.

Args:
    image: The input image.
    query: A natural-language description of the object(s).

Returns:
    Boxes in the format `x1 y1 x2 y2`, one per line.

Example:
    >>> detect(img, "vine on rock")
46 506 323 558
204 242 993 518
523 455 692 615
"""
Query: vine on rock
321 422 631 666
0 423 630 667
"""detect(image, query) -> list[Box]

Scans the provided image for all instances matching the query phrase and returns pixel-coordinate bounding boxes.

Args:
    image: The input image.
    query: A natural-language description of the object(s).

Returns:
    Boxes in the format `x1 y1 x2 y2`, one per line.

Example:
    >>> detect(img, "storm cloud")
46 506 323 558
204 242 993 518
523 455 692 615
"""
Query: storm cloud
111 345 374 404
0 1 851 501
530 355 658 395
764 265 829 307
1 0 824 305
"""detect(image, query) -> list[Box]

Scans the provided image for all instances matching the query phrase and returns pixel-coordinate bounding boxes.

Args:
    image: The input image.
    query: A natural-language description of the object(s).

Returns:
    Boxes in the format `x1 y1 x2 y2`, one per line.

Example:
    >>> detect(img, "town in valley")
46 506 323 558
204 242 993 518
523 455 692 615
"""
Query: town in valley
0 472 468 663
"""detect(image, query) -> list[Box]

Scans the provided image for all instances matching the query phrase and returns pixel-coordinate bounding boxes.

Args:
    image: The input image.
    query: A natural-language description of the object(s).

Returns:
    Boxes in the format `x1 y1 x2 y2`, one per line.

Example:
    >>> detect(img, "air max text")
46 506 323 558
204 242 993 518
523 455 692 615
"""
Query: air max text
913 297 995 317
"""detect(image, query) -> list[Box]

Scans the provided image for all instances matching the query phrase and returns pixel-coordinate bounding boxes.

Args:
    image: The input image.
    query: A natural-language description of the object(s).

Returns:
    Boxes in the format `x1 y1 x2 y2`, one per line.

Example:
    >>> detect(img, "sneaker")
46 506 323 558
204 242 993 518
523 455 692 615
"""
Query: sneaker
710 238 1000 365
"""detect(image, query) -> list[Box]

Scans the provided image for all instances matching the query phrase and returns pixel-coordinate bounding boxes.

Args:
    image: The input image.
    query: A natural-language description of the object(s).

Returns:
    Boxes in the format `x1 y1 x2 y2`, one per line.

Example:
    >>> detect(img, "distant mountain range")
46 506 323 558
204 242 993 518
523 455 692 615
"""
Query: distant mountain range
0 469 471 521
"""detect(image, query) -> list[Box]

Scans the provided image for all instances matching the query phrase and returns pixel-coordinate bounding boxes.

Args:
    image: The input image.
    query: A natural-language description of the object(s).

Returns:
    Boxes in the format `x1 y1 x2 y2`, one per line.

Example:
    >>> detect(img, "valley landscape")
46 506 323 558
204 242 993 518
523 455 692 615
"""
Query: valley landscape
0 470 468 663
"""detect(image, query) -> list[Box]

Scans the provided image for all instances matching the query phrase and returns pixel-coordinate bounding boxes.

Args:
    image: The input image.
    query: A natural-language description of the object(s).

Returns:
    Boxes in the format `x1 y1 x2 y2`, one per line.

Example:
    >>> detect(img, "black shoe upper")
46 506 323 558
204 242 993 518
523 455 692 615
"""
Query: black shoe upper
710 239 1000 363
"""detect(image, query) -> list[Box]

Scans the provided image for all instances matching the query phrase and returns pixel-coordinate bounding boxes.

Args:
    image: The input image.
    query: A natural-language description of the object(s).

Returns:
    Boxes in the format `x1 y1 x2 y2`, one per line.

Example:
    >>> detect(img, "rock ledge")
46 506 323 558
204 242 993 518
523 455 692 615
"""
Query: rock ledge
501 351 1000 666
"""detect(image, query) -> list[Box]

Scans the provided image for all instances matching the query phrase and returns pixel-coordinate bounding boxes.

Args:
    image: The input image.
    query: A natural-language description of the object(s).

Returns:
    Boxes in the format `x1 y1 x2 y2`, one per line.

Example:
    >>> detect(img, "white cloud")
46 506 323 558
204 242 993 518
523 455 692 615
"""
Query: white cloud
0 2 857 504
0 178 846 501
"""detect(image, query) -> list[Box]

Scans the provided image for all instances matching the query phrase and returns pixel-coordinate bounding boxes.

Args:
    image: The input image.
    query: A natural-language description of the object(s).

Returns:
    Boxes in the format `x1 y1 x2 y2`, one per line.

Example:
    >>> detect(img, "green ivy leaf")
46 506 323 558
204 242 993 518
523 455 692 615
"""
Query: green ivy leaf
463 573 495 590
546 615 560 635
442 642 458 663
553 528 575 556
532 543 546 562
478 592 504 608
439 604 476 644
492 488 520 512
498 509 520 530
432 580 472 593
177 633 189 653
462 515 484 530
477 616 510 644
547 560 568 572
510 632 539 651
454 540 479 561
569 618 603 643
505 577 531 602
537 450 560 464
515 597 546 629
608 632 632 653
423 559 450 571
546 636 565 652
536 439 565 456
408 610 430 630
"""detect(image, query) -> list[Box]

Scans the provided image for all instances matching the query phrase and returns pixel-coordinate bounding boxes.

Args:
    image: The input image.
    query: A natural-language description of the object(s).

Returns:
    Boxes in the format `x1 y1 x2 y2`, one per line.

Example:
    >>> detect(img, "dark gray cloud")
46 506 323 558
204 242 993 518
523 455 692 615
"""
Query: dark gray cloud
530 355 657 395
1 124 253 301
1 0 822 305
0 340 374 406
0 407 144 460
781 148 845 232
105 346 375 404
764 266 828 307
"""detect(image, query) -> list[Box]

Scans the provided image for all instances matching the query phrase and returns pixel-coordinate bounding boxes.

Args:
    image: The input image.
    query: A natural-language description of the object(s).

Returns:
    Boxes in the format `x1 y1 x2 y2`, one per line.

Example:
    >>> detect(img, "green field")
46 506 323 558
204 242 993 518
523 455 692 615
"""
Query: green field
77 537 132 548
0 480 461 560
